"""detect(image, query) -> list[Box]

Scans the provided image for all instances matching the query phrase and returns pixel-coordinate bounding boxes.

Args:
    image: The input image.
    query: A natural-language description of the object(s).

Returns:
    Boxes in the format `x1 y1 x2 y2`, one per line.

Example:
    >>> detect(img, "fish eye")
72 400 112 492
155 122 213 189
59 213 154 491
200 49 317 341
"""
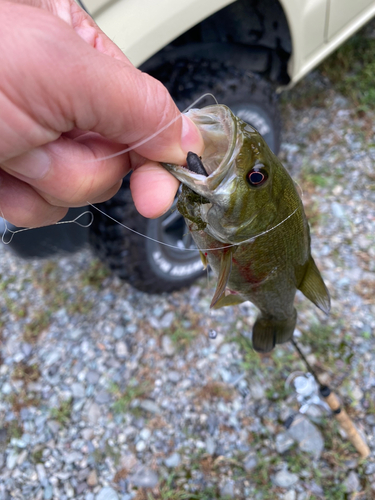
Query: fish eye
247 167 268 187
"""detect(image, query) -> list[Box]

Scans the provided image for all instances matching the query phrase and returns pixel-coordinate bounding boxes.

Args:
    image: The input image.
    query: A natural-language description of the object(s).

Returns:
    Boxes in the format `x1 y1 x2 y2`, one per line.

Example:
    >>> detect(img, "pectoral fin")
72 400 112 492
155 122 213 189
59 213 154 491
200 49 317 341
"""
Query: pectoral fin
210 249 233 308
298 255 331 314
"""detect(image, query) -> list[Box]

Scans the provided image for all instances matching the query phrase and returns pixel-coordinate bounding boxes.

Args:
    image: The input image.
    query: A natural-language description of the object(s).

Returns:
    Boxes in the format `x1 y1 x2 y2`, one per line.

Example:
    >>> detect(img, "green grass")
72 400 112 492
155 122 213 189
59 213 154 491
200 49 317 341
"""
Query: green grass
81 259 110 289
31 448 44 464
231 333 261 372
4 294 27 319
320 25 375 111
169 324 196 351
0 274 17 291
110 379 152 414
91 440 121 466
50 398 73 425
300 322 338 366
23 311 51 343
5 420 23 442
135 482 230 500
12 362 40 383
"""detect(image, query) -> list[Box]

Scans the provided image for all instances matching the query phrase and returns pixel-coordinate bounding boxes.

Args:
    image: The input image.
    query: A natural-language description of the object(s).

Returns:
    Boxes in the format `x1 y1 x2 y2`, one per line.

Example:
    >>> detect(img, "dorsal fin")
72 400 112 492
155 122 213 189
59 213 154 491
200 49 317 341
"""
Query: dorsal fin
210 248 233 308
298 255 331 314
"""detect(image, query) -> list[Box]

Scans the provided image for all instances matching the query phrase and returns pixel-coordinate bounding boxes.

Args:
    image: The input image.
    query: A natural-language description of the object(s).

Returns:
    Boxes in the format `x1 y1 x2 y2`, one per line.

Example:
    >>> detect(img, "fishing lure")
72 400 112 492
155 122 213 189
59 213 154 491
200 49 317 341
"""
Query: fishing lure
162 104 330 352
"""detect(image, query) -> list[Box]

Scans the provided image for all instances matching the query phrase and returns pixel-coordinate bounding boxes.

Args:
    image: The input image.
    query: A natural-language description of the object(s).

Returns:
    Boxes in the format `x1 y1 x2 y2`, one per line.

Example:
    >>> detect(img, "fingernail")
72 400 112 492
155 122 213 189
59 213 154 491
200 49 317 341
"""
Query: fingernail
3 148 51 179
181 115 204 156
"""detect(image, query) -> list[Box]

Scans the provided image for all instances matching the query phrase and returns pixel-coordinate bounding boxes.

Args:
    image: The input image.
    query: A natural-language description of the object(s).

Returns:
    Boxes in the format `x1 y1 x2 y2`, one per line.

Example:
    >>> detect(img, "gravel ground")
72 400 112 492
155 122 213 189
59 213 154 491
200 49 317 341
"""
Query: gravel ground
1 47 375 500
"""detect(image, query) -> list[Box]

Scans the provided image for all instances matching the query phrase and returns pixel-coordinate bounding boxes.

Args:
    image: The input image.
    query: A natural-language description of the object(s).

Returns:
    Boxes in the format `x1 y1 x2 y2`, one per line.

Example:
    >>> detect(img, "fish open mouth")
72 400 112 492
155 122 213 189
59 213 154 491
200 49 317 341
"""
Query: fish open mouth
162 105 240 197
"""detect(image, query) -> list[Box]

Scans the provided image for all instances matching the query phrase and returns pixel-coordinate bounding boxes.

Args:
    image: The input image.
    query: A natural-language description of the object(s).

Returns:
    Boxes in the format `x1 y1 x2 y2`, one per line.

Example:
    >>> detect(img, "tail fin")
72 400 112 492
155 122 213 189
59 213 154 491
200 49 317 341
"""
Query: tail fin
252 309 297 353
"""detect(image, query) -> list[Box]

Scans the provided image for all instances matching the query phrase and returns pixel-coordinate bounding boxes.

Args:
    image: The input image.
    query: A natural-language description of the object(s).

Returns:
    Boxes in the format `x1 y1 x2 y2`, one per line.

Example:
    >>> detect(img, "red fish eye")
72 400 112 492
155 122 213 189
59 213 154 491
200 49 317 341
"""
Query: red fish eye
247 168 268 186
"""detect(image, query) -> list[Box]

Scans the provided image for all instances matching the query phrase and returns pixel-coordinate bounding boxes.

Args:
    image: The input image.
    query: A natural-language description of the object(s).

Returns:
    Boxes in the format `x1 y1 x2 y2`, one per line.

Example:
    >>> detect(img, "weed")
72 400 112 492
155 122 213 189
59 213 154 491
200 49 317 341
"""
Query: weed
81 260 110 289
23 311 51 343
4 294 27 319
50 398 73 425
198 382 233 402
110 379 152 414
66 292 94 315
231 333 261 373
7 392 41 413
285 450 312 474
0 275 17 291
12 362 40 383
320 27 375 111
363 392 375 414
169 324 196 351
134 477 225 500
280 80 329 111
251 455 282 500
31 448 44 464
300 322 338 366
5 420 23 442
91 440 121 466
355 279 375 304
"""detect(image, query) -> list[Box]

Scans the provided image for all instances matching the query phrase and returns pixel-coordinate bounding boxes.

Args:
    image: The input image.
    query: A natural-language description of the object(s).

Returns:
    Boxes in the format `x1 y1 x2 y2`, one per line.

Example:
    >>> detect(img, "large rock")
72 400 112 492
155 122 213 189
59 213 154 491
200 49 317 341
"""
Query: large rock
164 453 181 468
96 487 118 500
344 471 360 493
275 432 294 454
287 415 324 459
272 469 299 488
161 335 175 356
129 467 158 488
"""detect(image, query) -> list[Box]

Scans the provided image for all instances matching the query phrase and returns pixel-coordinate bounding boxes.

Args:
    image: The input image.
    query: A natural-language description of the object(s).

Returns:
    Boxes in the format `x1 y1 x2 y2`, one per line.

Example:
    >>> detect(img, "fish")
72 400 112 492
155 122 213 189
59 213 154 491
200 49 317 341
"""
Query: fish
161 104 330 353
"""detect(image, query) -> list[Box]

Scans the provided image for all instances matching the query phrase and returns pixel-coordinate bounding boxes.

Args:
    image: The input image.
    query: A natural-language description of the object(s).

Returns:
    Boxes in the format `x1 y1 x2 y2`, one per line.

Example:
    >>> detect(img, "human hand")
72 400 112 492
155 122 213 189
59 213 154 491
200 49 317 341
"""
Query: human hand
0 0 203 228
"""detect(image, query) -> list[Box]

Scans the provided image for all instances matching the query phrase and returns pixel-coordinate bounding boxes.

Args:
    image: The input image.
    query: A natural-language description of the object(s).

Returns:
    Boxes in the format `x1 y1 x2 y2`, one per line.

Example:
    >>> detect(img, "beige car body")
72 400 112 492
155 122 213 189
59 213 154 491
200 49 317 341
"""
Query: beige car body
85 0 375 86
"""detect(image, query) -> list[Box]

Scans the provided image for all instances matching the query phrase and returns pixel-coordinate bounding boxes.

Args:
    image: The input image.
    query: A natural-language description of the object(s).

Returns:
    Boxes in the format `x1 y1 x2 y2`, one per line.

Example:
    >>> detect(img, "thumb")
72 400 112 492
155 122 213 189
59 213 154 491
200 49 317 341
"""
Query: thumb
0 2 203 165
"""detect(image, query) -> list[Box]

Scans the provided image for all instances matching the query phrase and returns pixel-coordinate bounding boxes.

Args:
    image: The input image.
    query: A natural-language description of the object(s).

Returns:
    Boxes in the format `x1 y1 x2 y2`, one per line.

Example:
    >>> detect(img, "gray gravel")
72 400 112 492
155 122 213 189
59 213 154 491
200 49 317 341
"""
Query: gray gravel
1 63 375 500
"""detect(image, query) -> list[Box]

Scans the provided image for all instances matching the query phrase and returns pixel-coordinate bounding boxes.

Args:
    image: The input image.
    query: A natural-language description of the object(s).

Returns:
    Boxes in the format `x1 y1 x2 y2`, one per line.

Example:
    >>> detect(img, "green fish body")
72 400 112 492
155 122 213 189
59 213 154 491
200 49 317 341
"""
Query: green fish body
162 105 330 352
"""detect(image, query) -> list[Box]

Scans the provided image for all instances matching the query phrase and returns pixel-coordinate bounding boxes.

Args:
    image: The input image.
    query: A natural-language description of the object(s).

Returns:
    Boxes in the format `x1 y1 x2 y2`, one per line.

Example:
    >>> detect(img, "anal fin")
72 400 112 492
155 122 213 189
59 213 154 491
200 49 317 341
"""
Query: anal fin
212 293 245 310
298 255 331 314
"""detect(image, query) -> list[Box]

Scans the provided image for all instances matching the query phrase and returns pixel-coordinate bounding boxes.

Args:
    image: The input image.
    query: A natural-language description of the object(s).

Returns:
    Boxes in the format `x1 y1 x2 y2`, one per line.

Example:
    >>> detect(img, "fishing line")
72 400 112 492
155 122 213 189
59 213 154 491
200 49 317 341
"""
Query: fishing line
293 179 304 199
87 202 299 252
0 93 217 246
1 91 299 253
1 210 93 245
0 199 298 250
78 93 218 163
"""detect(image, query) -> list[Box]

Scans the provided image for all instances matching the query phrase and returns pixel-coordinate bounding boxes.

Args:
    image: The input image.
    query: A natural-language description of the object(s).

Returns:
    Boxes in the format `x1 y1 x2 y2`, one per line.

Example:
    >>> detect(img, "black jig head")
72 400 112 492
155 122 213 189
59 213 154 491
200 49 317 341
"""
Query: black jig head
186 152 208 177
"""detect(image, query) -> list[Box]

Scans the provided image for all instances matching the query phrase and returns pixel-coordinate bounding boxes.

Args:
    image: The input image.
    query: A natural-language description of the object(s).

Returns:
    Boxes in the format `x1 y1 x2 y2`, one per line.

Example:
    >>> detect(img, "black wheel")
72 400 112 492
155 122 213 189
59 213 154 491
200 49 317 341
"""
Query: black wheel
88 180 204 293
149 58 281 154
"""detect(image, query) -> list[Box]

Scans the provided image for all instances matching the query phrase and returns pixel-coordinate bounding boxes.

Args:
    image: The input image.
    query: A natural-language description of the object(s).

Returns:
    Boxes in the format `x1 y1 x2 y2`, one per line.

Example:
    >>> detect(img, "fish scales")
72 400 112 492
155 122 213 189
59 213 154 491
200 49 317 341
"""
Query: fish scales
162 105 330 353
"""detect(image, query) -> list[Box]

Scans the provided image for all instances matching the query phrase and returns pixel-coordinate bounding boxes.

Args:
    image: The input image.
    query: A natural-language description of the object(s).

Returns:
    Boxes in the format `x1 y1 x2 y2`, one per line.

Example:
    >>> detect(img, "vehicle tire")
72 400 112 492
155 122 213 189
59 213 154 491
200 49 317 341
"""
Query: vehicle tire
88 179 205 293
149 58 281 154
89 59 281 294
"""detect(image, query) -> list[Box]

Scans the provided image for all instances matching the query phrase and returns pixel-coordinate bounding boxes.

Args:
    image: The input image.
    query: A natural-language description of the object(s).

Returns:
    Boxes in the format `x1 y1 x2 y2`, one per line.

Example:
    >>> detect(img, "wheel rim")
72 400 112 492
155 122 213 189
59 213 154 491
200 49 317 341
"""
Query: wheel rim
159 202 196 252
230 102 278 153
146 199 204 280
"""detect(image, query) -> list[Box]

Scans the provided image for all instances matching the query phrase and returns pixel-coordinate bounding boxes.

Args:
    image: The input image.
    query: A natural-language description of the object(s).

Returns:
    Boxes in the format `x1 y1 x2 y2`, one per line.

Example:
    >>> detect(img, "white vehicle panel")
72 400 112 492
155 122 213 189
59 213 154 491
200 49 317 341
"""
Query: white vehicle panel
328 0 375 39
93 0 235 67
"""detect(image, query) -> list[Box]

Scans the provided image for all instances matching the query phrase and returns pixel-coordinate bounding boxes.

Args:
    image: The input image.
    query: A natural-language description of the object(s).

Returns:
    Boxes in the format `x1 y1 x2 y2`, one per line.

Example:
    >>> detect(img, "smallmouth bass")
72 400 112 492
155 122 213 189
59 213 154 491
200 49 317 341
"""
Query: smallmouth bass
162 105 330 352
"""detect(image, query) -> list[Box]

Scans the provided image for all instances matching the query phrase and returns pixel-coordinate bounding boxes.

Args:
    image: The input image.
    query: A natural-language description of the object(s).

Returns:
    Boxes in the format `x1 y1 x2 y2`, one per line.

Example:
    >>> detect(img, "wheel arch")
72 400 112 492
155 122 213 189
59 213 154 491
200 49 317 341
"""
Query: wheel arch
93 0 293 83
